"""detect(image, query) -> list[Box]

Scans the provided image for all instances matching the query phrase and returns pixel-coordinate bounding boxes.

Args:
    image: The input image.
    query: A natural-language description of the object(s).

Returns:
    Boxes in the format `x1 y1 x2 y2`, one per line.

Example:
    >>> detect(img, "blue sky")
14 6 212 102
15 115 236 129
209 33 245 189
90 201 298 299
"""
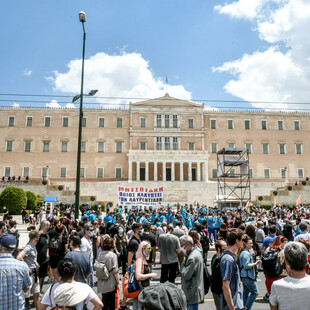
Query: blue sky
2 0 310 111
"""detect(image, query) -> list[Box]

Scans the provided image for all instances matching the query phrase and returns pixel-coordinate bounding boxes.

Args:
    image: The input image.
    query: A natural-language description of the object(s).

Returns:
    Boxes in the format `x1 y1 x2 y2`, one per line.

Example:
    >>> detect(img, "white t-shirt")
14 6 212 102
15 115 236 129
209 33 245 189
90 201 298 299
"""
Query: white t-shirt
81 237 93 261
41 282 97 309
269 276 310 310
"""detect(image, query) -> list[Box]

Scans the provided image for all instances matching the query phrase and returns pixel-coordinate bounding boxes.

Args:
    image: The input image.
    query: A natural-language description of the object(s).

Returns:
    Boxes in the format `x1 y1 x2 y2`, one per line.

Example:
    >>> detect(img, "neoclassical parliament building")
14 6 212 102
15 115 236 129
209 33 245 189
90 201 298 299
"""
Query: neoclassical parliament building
0 94 309 205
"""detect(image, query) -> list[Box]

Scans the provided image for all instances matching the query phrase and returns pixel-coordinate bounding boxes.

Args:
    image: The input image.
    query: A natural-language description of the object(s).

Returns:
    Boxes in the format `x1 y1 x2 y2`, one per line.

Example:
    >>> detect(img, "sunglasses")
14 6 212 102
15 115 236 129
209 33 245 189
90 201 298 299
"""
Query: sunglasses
144 247 153 250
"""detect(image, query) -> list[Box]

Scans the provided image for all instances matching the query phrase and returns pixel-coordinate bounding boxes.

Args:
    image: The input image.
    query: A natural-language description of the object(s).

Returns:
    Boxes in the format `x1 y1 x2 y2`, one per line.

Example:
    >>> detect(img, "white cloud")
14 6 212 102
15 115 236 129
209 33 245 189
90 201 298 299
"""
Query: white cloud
213 0 310 110
24 69 32 76
65 103 75 108
46 100 61 108
12 103 19 108
48 52 191 106
214 0 265 20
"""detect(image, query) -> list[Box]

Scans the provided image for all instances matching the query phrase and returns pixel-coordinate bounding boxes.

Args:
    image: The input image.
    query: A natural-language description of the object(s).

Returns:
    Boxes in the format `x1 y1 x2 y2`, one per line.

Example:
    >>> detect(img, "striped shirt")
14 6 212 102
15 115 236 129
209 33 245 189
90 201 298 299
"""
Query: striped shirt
0 253 31 310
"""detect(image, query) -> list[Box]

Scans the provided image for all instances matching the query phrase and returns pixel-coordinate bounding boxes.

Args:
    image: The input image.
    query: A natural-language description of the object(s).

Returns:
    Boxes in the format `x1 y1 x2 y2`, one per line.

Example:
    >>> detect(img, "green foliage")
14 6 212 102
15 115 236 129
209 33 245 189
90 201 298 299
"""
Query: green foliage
0 186 27 215
26 191 37 211
36 194 44 205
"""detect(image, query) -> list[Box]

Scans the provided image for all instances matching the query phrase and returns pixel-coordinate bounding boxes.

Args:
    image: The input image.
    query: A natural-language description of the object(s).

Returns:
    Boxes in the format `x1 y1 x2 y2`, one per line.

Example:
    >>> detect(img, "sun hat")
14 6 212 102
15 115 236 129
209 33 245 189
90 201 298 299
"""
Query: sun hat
54 282 89 307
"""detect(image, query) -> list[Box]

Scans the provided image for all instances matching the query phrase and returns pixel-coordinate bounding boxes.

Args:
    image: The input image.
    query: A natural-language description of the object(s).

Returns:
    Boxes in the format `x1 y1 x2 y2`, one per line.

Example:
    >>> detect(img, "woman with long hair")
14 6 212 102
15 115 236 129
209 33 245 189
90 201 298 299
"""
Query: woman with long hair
133 241 157 310
238 235 261 310
188 230 203 257
264 235 288 301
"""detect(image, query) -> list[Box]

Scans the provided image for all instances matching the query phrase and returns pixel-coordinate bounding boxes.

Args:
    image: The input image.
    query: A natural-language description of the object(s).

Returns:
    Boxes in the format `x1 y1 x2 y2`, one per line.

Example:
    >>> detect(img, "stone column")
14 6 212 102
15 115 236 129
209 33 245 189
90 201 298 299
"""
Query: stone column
163 162 166 181
128 160 132 182
136 161 140 181
171 162 175 181
154 161 158 181
188 162 192 181
145 162 149 181
180 162 184 181
197 162 201 181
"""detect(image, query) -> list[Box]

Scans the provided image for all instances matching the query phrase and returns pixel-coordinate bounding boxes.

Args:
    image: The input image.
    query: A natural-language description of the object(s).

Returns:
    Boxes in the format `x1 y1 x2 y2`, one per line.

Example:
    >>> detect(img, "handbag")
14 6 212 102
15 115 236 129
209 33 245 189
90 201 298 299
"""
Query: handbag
94 260 110 280
122 263 142 298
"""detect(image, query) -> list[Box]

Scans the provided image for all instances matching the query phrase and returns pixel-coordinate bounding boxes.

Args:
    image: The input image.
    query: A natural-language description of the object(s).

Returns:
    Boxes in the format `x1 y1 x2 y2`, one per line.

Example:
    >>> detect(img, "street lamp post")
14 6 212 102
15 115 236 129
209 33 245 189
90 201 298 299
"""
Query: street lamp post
74 11 100 219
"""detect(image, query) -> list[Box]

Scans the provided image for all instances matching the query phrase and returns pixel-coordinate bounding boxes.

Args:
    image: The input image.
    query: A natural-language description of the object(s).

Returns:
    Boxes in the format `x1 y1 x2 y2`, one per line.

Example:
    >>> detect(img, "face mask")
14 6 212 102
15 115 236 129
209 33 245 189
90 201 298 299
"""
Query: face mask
119 229 124 234
89 231 95 237
143 250 150 259
180 246 186 254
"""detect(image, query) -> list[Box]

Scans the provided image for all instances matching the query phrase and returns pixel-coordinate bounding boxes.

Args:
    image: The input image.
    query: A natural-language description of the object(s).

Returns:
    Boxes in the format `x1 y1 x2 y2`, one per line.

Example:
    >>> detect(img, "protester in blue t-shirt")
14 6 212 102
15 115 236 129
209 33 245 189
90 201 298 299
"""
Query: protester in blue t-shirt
208 213 217 242
261 225 277 254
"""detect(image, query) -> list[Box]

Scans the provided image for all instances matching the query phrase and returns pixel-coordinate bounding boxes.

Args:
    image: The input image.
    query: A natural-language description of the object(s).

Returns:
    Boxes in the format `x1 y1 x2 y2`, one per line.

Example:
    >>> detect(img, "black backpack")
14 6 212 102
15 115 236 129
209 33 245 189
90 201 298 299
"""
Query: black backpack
49 236 62 256
199 231 210 254
211 250 237 295
262 249 282 277
203 264 211 295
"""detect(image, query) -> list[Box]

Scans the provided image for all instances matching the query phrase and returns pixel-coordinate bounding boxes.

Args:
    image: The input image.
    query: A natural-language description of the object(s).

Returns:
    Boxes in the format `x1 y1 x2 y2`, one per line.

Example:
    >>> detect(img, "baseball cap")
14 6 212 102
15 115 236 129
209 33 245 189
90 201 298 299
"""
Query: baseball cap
0 234 16 250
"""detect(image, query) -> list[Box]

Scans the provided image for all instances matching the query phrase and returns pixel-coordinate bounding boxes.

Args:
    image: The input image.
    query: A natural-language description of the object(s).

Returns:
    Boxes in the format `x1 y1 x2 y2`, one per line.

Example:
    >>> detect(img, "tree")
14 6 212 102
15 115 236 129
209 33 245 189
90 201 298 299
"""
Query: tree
26 191 37 211
36 194 44 205
0 186 27 215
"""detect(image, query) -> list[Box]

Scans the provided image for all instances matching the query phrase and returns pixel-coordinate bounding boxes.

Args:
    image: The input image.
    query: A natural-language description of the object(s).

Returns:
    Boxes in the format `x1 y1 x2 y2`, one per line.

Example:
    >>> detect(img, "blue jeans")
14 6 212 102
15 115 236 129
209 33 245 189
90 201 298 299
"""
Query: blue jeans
208 227 217 242
242 277 259 310
88 263 94 288
187 303 199 310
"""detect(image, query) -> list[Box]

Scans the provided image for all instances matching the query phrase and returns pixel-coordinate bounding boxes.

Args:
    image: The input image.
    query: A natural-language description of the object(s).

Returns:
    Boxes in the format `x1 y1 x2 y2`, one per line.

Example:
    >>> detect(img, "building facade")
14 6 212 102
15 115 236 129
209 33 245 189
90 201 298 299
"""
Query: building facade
0 94 309 205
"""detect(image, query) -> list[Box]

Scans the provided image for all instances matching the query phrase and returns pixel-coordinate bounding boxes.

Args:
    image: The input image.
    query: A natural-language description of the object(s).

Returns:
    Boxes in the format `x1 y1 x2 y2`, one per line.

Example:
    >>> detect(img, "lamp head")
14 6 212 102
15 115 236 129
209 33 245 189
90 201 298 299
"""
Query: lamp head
79 11 86 23
88 89 98 96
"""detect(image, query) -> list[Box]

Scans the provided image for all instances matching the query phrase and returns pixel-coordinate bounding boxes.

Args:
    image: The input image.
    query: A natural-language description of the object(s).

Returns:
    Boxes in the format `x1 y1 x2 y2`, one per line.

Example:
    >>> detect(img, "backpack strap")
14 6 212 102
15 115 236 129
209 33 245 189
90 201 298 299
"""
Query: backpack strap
220 250 238 292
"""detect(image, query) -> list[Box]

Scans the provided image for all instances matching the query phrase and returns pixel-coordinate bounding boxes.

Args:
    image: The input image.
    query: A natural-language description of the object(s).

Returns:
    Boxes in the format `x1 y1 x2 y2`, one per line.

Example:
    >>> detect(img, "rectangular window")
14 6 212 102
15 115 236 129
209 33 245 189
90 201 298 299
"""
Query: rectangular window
264 168 270 179
229 168 235 178
278 120 284 130
43 141 50 152
62 117 69 127
211 143 218 154
262 143 269 154
294 120 300 131
164 137 170 150
173 115 178 128
228 143 235 148
156 115 162 128
279 143 286 154
80 168 85 178
61 141 68 152
98 142 104 153
25 141 31 152
116 142 123 153
297 168 304 179
6 141 13 152
188 142 195 151
212 169 218 179
296 143 302 154
81 142 86 152
98 117 105 128
165 115 170 128
8 116 15 127
97 168 104 178
82 117 87 127
45 117 51 127
156 137 162 150
139 142 146 150
26 116 33 127
210 119 216 129
249 168 253 179
23 167 29 177
140 118 146 128
117 117 123 128
60 167 67 178
188 119 194 129
173 137 178 150
227 119 234 130
280 168 286 179
244 119 251 130
115 168 122 178
42 167 48 178
245 143 252 154
4 167 11 177
261 120 267 130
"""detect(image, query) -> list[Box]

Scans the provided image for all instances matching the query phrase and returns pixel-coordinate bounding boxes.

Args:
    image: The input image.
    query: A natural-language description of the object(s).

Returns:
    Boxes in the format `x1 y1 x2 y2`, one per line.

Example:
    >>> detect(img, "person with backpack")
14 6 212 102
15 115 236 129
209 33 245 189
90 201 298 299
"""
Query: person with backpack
196 222 212 265
238 235 261 310
211 240 227 310
220 228 244 310
7 219 19 258
262 235 288 301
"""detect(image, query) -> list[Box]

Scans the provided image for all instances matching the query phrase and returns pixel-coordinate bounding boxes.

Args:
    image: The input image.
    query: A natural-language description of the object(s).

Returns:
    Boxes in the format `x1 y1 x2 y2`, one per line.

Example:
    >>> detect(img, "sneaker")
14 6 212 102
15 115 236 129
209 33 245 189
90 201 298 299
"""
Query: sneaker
263 294 269 302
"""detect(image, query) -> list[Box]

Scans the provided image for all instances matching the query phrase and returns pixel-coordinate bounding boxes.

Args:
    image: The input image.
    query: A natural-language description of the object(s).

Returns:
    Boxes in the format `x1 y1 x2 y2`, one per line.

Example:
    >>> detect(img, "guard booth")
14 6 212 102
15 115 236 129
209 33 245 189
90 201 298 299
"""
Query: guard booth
216 148 251 211
44 196 58 214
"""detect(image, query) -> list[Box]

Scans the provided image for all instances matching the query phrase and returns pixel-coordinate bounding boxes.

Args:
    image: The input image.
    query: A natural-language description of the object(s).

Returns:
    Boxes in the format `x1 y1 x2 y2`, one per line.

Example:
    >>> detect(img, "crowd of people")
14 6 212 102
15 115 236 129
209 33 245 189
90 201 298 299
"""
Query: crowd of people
0 201 310 310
